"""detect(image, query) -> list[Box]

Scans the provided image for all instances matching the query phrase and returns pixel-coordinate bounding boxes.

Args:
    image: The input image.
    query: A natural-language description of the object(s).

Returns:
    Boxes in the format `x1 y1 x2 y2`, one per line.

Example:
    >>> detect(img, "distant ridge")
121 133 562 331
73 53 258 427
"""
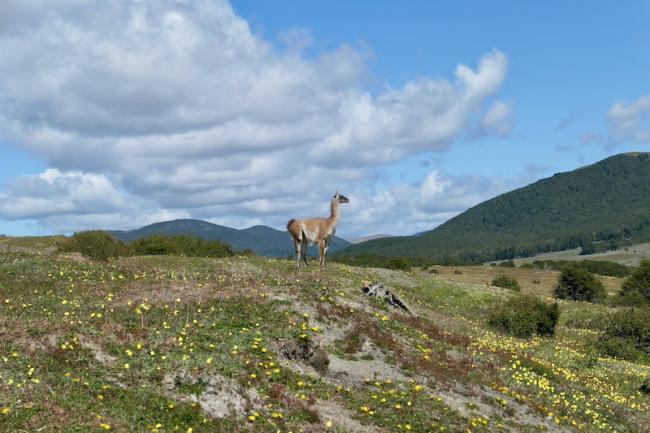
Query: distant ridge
349 234 393 244
110 219 351 257
338 153 650 263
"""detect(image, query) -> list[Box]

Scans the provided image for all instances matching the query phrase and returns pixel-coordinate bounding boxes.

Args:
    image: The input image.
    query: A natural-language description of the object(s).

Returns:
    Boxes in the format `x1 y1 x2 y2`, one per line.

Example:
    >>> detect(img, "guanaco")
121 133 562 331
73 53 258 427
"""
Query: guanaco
286 192 349 267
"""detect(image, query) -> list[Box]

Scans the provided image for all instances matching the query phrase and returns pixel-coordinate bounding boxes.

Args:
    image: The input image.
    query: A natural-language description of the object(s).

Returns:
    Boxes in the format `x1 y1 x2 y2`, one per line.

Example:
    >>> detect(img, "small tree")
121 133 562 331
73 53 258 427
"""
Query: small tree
553 265 605 302
386 257 411 271
620 260 650 304
491 275 521 291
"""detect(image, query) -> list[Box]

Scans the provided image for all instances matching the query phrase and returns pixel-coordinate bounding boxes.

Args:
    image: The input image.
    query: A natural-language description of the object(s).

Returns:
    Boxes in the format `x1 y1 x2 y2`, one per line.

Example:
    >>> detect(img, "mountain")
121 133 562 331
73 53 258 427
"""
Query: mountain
111 219 351 257
348 234 393 244
337 153 650 263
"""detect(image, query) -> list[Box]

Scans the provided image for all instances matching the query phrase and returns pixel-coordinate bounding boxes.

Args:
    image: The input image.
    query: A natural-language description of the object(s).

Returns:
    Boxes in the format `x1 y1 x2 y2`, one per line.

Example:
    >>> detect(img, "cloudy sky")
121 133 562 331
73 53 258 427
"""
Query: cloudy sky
1 0 649 239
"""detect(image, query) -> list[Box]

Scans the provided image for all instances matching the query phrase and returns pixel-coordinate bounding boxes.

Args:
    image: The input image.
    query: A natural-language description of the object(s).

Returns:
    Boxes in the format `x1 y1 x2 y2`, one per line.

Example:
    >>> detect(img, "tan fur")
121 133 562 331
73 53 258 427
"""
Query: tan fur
287 192 349 268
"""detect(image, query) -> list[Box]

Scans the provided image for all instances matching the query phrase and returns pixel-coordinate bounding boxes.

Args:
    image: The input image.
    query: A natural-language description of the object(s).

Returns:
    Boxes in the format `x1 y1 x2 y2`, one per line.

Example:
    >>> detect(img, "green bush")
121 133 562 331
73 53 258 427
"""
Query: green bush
58 231 132 261
620 260 650 304
553 265 605 303
597 336 643 361
386 257 411 271
488 294 559 338
596 307 650 361
131 234 234 258
491 275 521 291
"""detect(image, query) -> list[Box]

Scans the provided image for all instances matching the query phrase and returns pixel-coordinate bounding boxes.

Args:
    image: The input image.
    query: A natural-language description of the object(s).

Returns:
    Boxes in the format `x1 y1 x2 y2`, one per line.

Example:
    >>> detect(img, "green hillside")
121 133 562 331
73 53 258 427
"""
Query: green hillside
338 153 650 263
111 219 351 257
1 235 649 433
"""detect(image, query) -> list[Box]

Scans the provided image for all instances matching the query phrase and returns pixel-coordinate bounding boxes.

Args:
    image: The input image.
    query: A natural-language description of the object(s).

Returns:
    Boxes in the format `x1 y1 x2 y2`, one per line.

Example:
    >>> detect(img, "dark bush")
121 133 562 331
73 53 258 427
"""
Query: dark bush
453 270 463 275
553 265 606 303
614 290 648 307
525 260 630 277
498 260 516 268
386 257 411 272
620 260 650 304
488 294 559 338
641 378 650 394
131 234 234 258
58 231 132 261
491 275 521 291
580 243 596 255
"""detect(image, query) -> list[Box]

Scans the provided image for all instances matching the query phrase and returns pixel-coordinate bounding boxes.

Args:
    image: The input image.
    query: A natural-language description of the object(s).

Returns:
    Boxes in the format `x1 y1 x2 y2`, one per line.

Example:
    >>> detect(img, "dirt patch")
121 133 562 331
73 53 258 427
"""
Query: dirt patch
329 350 408 386
77 334 117 366
437 384 570 433
163 370 261 419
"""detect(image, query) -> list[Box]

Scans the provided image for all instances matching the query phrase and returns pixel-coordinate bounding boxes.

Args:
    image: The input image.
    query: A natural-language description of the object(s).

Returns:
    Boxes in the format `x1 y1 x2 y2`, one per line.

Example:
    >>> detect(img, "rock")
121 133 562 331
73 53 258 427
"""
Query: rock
308 347 330 374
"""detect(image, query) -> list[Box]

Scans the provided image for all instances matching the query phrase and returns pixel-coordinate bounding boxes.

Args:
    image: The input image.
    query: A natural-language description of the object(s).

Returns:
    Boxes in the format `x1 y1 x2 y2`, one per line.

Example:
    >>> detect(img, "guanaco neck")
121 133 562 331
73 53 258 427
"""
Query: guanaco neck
328 199 340 227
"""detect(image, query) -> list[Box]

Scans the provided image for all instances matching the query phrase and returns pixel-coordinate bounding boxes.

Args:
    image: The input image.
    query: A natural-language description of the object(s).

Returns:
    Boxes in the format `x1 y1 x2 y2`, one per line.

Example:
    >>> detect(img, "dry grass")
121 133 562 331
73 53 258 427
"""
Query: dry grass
418 265 623 296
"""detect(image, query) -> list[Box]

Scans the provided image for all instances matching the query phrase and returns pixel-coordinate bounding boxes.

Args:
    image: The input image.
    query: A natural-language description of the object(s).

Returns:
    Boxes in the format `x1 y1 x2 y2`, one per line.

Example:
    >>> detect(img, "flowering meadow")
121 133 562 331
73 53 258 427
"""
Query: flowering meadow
0 236 648 432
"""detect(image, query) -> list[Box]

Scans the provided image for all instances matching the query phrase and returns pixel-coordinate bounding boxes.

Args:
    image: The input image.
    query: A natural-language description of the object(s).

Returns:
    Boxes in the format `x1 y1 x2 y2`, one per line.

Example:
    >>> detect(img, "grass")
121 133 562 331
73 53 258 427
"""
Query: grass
0 236 649 433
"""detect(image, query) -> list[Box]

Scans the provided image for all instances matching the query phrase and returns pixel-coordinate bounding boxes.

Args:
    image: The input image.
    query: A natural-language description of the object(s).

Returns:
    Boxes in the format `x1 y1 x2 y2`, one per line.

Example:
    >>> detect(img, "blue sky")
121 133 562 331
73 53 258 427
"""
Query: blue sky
1 0 649 238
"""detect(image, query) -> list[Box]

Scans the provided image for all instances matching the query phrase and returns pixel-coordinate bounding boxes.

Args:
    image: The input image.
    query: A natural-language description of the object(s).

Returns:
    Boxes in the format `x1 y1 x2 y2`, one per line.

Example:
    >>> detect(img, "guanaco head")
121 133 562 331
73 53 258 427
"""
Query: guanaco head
334 191 349 204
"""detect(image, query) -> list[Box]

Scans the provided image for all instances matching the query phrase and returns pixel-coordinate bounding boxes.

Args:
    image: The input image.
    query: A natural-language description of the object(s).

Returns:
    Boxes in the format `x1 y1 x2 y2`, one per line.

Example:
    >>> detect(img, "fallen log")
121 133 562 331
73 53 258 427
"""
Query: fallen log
362 281 416 316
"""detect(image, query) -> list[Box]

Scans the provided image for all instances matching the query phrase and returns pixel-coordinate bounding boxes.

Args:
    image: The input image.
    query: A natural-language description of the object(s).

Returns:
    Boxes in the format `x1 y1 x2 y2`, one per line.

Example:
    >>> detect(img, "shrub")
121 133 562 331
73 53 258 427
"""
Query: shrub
131 234 234 258
597 336 643 361
386 257 411 271
488 294 559 338
491 275 521 291
620 260 650 304
603 308 650 357
58 231 132 261
553 265 605 302
596 307 650 361
498 260 516 268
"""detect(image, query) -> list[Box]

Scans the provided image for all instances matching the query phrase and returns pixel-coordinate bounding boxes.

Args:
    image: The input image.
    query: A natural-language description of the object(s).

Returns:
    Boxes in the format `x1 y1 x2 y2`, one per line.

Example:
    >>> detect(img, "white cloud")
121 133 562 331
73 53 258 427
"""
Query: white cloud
482 101 513 137
0 0 511 236
0 169 190 232
341 171 517 236
607 93 650 143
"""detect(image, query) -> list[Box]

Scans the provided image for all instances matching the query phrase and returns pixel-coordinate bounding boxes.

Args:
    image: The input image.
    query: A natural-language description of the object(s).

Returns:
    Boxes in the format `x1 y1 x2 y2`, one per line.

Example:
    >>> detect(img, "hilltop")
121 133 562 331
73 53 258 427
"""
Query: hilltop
110 219 351 257
0 235 648 432
339 153 650 263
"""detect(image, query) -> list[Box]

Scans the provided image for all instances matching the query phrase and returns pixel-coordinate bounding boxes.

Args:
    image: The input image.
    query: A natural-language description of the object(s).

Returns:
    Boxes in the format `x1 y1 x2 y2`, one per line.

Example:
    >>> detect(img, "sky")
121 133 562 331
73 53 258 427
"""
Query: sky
1 0 649 239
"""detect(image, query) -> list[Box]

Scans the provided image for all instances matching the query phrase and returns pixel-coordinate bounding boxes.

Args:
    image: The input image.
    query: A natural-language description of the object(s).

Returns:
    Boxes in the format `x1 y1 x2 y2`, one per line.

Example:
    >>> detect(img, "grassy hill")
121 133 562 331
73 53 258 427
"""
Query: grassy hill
0 235 648 432
111 219 351 257
339 153 650 263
